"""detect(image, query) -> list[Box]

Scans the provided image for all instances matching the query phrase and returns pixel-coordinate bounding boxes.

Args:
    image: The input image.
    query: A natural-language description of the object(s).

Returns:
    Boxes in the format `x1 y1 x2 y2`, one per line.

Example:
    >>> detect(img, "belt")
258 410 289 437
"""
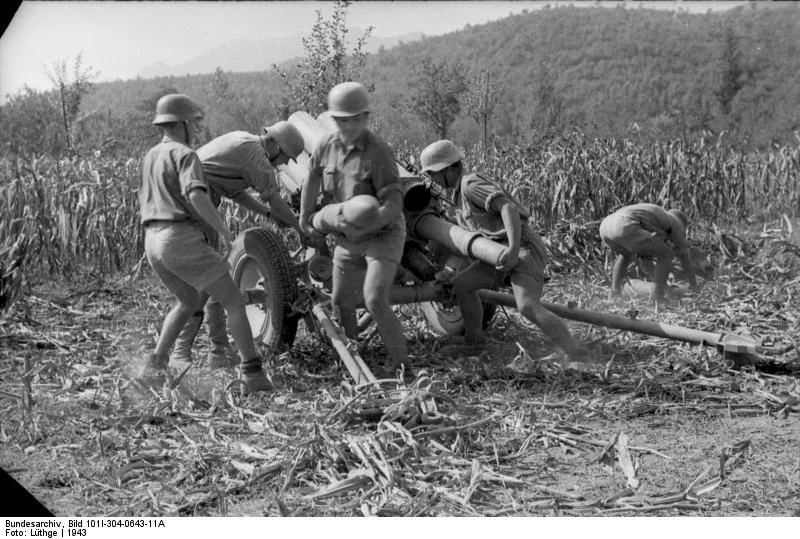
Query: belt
143 219 190 227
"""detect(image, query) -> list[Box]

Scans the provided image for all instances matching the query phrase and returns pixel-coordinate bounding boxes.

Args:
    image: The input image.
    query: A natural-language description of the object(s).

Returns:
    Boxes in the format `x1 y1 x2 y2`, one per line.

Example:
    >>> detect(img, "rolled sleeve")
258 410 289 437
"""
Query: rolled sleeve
463 175 498 213
179 152 208 199
308 135 334 196
484 191 509 213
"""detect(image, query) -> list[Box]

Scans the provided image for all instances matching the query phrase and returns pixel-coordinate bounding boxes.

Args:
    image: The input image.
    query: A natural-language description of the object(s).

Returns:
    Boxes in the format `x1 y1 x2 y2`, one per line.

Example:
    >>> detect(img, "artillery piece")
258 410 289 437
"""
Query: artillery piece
226 112 794 420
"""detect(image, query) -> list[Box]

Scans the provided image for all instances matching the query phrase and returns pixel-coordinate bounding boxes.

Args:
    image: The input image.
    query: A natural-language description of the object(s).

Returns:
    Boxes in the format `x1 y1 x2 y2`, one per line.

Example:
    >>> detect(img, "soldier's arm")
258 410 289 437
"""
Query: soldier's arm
231 190 271 217
300 156 324 238
374 189 404 229
189 188 232 253
263 192 303 235
492 197 522 271
669 221 698 289
372 143 404 229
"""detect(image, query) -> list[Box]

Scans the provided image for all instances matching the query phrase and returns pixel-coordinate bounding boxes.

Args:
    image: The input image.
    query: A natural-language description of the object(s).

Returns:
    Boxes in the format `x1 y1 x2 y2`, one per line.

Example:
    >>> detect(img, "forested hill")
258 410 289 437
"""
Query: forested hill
363 2 800 148
68 3 800 150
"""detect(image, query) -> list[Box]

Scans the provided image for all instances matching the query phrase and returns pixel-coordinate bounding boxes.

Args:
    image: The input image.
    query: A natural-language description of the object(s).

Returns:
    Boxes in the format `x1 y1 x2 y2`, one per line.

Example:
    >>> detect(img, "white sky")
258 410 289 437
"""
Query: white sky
0 1 745 100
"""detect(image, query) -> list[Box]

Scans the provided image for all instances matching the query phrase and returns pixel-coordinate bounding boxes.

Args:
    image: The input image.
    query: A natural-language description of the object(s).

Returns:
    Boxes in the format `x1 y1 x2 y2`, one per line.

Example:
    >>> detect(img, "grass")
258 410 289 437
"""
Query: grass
1 219 798 517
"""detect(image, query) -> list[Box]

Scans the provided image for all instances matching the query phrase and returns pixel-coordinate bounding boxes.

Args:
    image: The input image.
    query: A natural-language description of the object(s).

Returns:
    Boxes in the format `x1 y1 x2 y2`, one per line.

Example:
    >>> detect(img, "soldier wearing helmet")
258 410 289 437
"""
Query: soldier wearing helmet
599 203 699 303
420 139 594 369
138 94 271 394
299 82 410 377
170 120 309 369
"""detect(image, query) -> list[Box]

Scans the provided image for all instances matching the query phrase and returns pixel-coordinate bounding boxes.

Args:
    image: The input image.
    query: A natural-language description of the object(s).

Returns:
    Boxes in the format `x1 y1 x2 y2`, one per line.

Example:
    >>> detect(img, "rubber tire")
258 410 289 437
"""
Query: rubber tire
419 252 498 336
228 227 298 350
420 299 497 337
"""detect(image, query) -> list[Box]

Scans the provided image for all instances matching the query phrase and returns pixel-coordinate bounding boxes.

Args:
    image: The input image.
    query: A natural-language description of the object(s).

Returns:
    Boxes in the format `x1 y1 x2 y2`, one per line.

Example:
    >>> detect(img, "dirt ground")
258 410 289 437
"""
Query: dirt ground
1 223 799 518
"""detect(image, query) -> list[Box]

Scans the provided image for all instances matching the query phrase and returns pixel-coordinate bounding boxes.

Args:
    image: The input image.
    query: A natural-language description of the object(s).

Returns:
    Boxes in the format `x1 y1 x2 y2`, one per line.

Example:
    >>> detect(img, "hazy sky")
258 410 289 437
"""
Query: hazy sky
0 1 746 100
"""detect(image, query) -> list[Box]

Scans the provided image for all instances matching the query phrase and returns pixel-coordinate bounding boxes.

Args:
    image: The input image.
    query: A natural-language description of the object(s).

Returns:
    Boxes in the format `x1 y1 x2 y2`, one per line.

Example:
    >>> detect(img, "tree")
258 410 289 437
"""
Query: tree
463 70 500 153
46 53 98 156
531 60 564 138
407 59 467 139
207 67 265 134
714 25 744 116
273 0 373 117
0 87 61 161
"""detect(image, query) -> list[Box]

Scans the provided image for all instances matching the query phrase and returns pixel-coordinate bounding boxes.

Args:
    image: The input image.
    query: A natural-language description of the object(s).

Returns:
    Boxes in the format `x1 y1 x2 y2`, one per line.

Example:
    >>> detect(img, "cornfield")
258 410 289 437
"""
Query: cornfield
0 155 284 286
2 135 799 286
458 133 800 227
0 156 141 279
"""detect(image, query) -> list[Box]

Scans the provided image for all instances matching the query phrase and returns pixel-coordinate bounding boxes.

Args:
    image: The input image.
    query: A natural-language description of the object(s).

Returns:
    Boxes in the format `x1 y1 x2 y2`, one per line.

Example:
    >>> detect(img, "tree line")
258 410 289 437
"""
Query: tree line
2 1 800 165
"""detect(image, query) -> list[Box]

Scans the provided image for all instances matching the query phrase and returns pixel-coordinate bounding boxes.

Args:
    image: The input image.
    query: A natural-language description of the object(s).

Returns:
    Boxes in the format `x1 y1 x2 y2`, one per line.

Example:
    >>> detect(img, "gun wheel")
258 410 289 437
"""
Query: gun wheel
229 227 299 351
420 299 496 337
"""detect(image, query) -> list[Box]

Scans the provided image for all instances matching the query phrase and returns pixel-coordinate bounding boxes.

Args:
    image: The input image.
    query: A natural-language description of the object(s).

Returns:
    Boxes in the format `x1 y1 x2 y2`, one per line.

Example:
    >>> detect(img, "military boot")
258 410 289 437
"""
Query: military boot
205 301 237 370
171 310 204 364
139 352 170 385
239 357 273 395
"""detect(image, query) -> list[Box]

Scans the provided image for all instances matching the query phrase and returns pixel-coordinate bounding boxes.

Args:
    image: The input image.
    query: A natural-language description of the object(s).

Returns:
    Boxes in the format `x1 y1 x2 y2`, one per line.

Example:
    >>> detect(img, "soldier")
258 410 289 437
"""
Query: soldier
298 82 410 376
170 121 307 369
138 94 270 394
599 203 699 303
419 139 591 367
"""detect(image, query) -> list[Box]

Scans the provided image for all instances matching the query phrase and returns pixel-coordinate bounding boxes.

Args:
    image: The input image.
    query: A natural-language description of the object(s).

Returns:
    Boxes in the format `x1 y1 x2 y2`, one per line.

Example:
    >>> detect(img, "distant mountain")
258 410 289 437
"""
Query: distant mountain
137 30 424 78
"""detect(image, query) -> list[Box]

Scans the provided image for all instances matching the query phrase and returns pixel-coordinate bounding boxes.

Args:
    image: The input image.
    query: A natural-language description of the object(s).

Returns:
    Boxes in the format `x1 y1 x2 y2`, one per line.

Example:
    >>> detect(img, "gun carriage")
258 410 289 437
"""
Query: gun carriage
226 112 793 423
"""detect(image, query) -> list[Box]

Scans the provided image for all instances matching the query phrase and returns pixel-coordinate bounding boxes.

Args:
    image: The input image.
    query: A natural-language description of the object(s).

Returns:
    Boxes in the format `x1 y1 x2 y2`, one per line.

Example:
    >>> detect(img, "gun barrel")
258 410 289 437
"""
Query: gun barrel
408 212 506 267
476 289 726 348
288 111 334 154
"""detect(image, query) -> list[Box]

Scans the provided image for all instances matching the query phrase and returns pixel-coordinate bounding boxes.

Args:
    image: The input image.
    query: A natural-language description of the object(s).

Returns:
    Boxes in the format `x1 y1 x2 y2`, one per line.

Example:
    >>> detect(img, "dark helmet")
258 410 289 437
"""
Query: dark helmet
420 140 463 173
264 121 305 162
152 94 204 125
327 82 370 117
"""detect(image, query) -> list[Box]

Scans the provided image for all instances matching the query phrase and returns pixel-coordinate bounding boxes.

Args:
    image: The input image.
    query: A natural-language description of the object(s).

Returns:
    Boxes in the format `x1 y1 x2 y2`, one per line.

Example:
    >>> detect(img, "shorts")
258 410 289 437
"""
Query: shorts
487 231 546 286
512 233 547 283
599 214 672 259
333 221 406 271
144 221 229 292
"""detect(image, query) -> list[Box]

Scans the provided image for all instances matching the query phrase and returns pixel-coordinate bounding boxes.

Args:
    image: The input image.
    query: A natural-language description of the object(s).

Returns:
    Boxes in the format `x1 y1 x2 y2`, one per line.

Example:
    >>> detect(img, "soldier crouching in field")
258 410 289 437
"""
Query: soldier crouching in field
599 203 699 304
137 93 271 394
419 139 595 369
170 120 308 370
299 82 410 377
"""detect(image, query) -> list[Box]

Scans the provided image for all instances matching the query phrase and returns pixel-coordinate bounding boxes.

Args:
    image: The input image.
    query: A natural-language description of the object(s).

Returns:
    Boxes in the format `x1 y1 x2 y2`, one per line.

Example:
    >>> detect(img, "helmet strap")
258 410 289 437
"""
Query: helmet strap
182 121 191 145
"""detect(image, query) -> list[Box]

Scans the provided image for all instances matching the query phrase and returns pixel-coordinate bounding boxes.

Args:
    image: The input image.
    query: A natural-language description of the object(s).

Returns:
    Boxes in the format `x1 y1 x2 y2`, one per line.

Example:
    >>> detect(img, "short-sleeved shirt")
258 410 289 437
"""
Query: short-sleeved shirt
196 131 281 207
454 172 533 241
453 171 547 280
139 138 209 225
309 130 404 205
601 203 689 255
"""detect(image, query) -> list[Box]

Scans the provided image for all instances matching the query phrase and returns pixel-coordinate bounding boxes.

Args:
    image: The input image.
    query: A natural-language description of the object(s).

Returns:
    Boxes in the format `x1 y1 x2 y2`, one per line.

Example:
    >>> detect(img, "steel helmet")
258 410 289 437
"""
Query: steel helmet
264 121 305 162
669 209 690 228
420 140 463 173
327 82 370 117
152 94 204 125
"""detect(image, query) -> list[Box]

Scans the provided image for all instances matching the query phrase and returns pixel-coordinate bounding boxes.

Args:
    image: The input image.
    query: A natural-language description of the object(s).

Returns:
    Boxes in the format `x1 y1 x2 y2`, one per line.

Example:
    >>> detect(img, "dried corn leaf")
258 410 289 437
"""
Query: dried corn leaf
615 432 640 489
